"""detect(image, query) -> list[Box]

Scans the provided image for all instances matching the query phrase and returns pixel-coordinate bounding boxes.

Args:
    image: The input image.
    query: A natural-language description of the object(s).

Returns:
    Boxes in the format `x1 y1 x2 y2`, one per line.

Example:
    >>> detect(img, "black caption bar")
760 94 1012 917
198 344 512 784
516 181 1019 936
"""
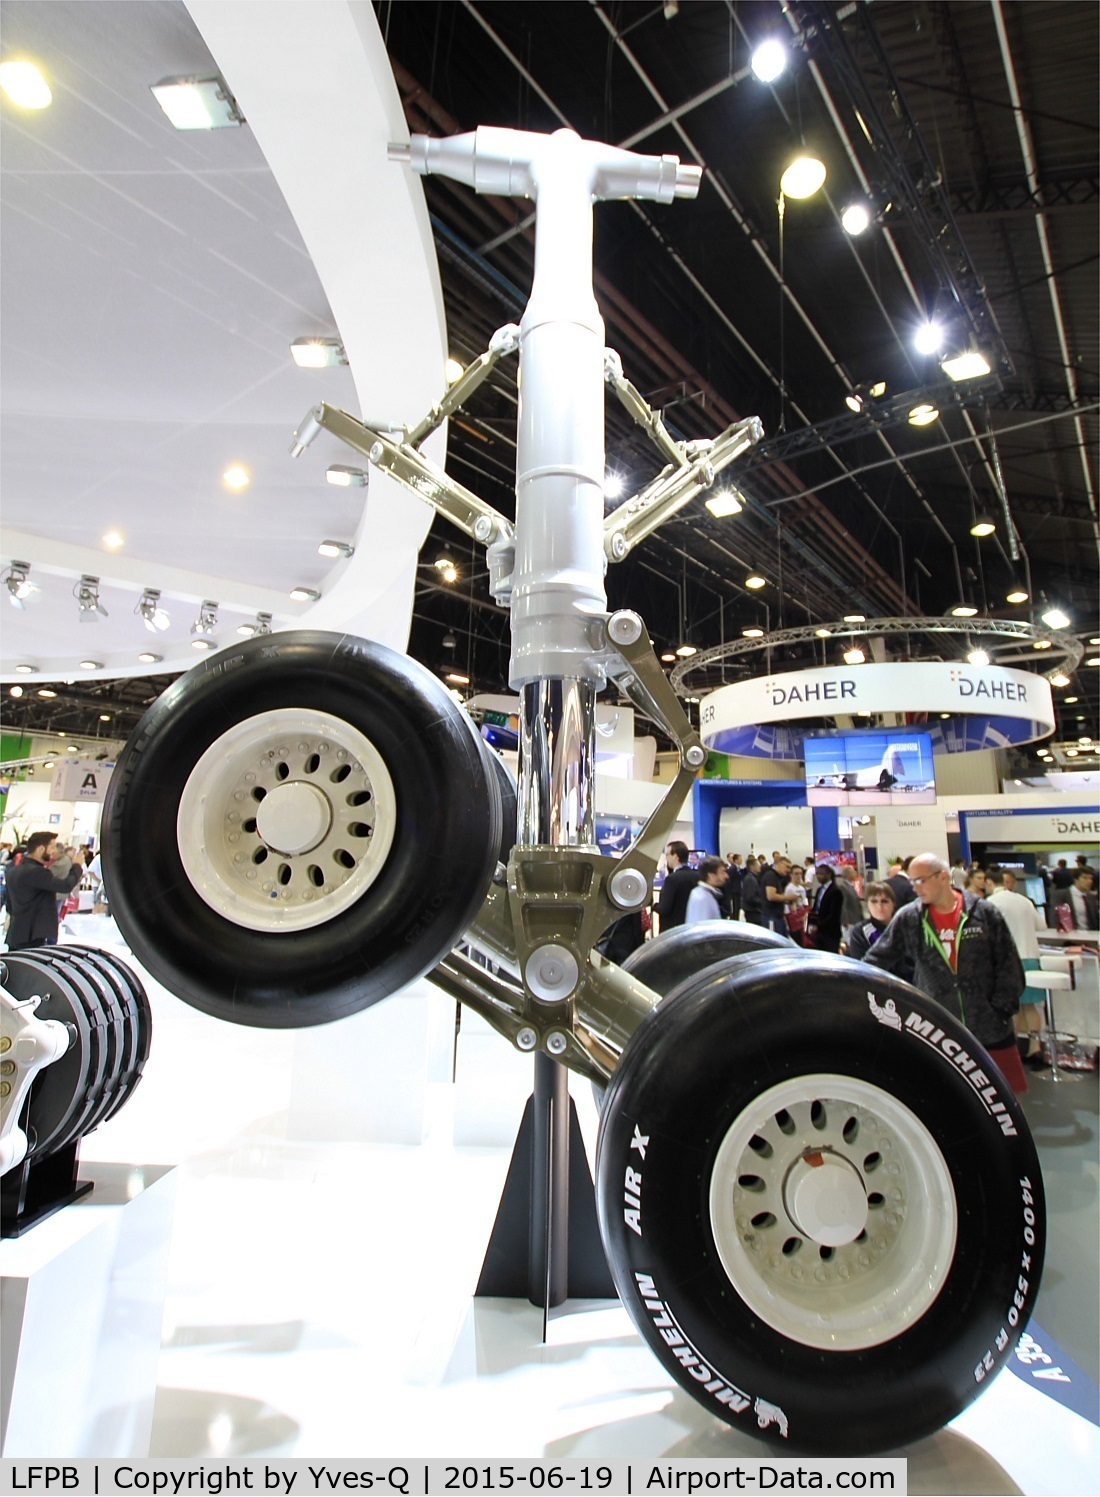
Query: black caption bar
1 1458 907 1496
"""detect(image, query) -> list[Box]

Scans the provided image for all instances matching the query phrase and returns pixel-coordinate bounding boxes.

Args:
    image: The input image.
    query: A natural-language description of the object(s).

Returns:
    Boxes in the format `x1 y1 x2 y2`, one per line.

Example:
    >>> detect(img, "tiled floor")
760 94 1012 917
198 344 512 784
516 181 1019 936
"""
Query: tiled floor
35 918 1100 1489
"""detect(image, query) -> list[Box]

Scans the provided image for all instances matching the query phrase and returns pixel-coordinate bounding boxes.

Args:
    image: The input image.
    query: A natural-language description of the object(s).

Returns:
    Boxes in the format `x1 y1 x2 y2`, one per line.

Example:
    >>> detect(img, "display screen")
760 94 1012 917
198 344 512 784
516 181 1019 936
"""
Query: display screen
804 731 937 806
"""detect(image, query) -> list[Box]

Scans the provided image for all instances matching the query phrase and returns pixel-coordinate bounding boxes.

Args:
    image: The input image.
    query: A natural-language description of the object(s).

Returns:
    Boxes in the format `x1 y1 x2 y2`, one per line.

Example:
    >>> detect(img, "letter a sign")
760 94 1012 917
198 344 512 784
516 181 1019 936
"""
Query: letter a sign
50 758 116 803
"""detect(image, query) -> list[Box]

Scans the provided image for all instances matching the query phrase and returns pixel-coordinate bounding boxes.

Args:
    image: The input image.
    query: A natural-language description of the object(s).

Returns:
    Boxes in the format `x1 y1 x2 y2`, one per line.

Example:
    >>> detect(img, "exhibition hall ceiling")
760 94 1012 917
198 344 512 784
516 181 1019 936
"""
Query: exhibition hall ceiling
1 1 1097 764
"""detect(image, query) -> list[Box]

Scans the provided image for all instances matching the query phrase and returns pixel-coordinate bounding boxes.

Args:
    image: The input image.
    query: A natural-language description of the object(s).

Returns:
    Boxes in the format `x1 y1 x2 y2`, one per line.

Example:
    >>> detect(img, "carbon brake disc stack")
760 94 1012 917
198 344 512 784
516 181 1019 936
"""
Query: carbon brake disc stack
0 944 152 1236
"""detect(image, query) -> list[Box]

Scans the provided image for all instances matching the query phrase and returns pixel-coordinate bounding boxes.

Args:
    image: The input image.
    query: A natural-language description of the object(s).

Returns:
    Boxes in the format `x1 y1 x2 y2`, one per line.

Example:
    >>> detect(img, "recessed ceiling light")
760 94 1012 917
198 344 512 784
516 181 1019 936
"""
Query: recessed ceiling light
37 688 57 698
137 652 162 665
99 714 111 722
1080 737 1093 746
150 76 243 130
102 529 124 549
191 638 214 651
15 663 37 674
290 337 346 369
223 464 250 490
742 627 765 639
290 586 321 602
43 760 54 769
79 659 102 670
318 540 355 559
1066 748 1079 757
0 59 51 109
745 574 766 590
908 403 939 426
67 744 79 752
326 466 367 488
705 490 743 518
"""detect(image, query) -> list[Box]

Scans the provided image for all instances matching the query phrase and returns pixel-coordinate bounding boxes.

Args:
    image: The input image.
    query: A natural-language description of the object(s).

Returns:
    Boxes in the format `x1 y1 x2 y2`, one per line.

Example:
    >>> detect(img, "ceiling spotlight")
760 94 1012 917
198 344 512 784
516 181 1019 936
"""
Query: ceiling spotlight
1065 696 1079 703
745 574 767 590
660 652 677 663
742 627 765 639
9 685 23 698
604 472 625 501
750 38 788 83
136 588 171 633
705 489 743 518
4 560 39 610
100 714 111 722
442 632 457 652
908 403 939 426
191 639 214 651
779 156 826 199
950 603 978 618
1086 656 1100 667
815 628 831 637
967 649 990 667
434 556 458 584
1080 736 1094 746
1091 637 1100 645
326 466 368 488
79 659 102 670
1049 673 1071 688
223 464 250 490
969 514 996 538
190 599 219 641
290 337 347 369
289 586 321 602
37 688 57 699
913 322 944 356
76 575 108 623
1066 748 1079 757
843 613 866 623
1032 639 1052 650
941 349 992 381
1006 588 1029 604
150 76 243 130
318 540 355 559
841 203 871 236
0 58 52 109
843 646 866 665
676 644 698 658
14 663 37 674
237 612 273 638
445 357 464 385
137 652 162 665
102 529 124 550
1040 606 1070 629
445 672 470 686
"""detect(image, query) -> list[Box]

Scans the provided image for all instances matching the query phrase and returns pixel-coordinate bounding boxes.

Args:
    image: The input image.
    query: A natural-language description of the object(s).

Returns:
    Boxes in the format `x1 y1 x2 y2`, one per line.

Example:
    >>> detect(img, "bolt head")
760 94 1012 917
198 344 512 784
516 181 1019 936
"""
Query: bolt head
611 532 627 560
369 442 384 464
608 610 643 647
609 868 648 909
546 1031 568 1055
685 744 706 767
516 1027 538 1051
474 515 493 541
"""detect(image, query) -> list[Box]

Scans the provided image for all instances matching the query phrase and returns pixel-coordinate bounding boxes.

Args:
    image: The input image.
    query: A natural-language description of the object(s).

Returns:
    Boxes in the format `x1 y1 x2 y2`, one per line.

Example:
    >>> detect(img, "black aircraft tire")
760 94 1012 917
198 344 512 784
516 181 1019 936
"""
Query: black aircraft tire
102 632 501 1028
596 949 1045 1453
621 918 795 996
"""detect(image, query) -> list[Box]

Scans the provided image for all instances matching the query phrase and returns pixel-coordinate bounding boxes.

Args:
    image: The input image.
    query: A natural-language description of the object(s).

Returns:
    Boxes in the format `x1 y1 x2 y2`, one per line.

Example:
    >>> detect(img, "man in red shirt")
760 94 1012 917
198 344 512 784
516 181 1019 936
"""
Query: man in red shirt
867 851 1025 1087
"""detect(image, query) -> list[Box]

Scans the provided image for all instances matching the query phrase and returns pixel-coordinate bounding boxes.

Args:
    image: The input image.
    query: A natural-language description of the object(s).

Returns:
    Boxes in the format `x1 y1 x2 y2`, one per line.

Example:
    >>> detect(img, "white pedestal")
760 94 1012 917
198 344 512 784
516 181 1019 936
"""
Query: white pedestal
1 1161 177 1456
287 977 452 1144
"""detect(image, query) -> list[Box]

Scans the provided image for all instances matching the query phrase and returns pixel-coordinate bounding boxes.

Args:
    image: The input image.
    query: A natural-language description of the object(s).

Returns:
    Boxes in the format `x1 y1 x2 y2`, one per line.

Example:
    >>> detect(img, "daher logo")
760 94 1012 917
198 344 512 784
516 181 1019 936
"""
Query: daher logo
764 676 856 706
948 667 1028 702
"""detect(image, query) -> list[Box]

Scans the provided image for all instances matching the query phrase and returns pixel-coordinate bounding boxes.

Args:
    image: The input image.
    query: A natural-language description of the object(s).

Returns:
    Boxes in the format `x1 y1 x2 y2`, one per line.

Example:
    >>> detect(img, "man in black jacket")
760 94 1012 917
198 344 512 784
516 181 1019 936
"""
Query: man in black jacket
4 831 83 949
657 841 701 931
866 851 1023 1054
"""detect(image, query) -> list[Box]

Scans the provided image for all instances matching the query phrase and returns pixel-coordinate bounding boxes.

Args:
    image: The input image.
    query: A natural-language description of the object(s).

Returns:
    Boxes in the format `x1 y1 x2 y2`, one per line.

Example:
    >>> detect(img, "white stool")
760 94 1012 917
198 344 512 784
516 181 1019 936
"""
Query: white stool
1039 952 1083 988
1026 969 1075 1082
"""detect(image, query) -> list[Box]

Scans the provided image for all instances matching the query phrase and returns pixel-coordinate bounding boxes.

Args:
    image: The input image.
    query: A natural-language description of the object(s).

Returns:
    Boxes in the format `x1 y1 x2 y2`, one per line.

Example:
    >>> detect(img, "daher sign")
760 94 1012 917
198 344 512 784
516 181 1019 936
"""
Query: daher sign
701 662 1054 753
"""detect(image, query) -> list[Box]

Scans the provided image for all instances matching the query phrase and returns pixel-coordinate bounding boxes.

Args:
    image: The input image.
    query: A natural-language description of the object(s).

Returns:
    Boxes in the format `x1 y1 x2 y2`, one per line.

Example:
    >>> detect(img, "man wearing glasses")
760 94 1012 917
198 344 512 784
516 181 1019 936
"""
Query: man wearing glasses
866 852 1026 1086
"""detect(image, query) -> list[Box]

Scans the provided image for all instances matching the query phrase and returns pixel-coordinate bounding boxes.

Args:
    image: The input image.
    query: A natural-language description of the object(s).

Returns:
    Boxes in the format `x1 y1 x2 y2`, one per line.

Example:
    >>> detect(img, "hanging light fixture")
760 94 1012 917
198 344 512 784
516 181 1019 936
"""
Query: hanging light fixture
967 648 990 667
969 514 996 538
237 612 273 638
3 560 39 609
843 646 866 665
75 575 108 623
135 588 171 632
779 156 826 199
750 38 788 83
1040 604 1071 630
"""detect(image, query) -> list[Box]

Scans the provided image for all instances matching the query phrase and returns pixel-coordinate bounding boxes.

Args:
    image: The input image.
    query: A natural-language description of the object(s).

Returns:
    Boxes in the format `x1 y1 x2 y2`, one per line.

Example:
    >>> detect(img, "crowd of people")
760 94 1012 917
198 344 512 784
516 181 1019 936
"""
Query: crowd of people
0 835 103 950
651 842 1099 1093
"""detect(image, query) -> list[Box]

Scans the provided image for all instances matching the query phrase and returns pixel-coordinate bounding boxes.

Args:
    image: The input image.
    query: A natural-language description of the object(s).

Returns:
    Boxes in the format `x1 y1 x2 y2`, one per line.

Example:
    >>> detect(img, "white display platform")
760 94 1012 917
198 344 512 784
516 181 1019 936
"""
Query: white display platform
1 1161 177 1457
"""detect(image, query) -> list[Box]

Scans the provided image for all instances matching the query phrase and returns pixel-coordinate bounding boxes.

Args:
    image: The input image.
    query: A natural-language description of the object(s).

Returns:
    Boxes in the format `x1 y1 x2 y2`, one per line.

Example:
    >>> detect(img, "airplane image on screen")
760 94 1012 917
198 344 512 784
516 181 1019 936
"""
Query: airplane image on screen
813 743 905 793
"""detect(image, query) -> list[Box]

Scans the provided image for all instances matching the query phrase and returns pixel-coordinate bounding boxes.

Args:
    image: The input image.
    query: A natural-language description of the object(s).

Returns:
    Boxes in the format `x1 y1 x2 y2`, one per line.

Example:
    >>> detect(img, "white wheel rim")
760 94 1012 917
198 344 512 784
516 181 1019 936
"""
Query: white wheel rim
708 1073 957 1350
176 709 398 933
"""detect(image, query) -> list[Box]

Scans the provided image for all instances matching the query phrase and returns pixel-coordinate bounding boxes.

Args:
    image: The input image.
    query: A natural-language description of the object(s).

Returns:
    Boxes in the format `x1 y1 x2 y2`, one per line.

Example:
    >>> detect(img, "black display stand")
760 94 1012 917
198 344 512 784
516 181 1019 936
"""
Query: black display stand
476 1052 616 1318
1 1140 93 1239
